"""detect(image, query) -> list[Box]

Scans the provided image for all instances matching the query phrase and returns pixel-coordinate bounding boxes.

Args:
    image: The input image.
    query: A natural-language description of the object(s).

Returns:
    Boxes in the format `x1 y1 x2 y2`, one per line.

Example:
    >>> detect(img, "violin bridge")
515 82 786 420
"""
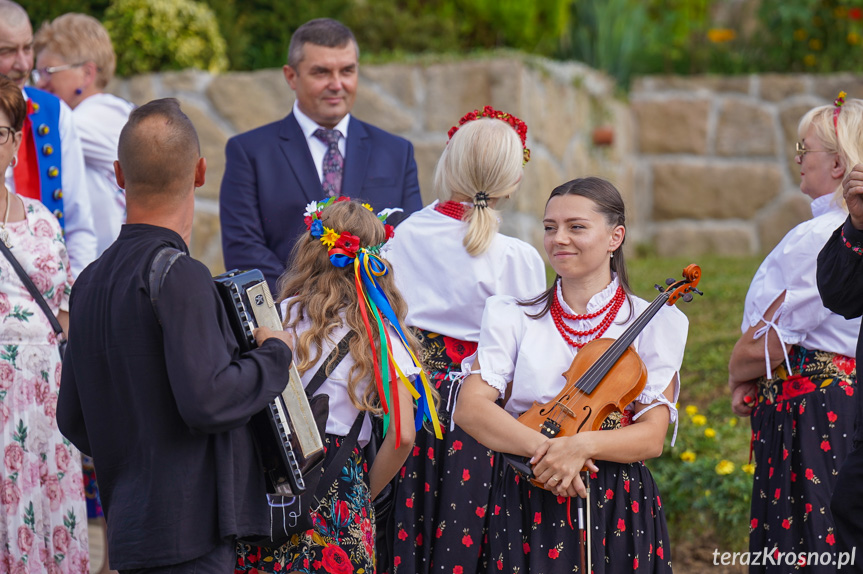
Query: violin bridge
555 401 575 418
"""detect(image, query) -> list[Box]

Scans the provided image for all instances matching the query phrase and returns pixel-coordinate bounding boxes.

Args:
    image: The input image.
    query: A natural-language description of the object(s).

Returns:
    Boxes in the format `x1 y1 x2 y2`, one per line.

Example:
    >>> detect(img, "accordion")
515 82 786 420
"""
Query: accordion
214 269 325 496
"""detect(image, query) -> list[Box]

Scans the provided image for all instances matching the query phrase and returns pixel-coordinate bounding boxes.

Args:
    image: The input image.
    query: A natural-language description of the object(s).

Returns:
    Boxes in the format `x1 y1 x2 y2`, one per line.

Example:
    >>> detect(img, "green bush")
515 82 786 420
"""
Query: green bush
104 0 228 76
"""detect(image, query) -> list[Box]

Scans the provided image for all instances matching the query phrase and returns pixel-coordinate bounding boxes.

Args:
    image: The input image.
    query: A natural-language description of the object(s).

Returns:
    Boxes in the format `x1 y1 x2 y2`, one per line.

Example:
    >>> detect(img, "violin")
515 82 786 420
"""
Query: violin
504 264 703 489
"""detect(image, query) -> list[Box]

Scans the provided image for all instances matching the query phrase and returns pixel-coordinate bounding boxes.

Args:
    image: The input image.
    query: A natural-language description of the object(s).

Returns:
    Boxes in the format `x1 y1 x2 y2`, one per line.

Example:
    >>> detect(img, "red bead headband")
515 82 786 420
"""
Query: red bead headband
834 91 846 137
447 105 531 165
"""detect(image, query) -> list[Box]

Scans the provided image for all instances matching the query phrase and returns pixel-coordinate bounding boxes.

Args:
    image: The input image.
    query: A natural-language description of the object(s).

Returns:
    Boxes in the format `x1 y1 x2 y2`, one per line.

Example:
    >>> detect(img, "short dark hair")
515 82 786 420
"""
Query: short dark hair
117 98 200 200
0 75 26 131
287 18 358 68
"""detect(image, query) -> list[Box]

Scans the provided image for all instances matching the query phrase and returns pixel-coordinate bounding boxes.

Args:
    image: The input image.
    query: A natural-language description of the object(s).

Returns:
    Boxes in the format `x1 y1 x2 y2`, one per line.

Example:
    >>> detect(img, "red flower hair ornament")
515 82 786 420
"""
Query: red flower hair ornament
448 105 531 165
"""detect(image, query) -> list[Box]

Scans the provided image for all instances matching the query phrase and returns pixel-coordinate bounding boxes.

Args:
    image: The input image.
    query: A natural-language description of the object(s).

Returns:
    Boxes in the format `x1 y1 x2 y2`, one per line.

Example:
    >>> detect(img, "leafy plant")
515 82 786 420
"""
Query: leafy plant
104 0 228 76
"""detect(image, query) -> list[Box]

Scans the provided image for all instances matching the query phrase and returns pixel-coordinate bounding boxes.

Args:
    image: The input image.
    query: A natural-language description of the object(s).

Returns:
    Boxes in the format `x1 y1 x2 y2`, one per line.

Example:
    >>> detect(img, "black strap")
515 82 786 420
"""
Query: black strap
315 411 365 503
0 240 64 340
148 246 185 322
305 331 356 396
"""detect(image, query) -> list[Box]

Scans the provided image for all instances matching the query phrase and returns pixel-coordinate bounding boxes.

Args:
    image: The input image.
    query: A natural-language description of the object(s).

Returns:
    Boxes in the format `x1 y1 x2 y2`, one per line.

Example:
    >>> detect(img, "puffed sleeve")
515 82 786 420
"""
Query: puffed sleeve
473 295 526 398
391 323 422 378
496 240 547 301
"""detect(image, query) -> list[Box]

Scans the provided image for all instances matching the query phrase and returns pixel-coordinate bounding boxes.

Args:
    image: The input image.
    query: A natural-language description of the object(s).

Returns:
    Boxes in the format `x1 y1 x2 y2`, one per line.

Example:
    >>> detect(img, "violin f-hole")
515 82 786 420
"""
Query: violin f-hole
576 406 593 433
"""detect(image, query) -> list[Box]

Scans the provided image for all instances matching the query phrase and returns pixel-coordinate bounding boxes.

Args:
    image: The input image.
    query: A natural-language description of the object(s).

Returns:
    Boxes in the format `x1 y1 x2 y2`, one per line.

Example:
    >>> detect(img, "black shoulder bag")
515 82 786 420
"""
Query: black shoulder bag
0 241 66 356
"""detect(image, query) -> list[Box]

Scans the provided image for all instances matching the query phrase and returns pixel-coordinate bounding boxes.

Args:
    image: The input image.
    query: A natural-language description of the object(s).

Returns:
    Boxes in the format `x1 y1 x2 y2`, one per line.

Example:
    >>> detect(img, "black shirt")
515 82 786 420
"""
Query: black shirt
817 216 863 444
57 224 292 569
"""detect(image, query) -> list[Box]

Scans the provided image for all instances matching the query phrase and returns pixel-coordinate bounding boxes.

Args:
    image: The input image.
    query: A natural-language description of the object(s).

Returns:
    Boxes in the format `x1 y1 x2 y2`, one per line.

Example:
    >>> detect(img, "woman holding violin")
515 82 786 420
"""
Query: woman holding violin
454 177 688 573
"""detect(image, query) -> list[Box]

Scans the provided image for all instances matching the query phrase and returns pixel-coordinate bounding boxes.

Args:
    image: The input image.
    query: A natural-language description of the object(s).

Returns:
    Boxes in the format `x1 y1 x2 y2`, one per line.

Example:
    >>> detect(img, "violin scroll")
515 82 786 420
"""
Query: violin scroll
658 264 703 306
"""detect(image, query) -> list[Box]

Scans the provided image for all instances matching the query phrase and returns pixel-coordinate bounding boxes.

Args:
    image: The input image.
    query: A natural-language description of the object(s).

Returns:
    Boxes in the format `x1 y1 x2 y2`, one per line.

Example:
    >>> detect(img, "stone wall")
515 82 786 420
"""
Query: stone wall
631 73 856 257
107 56 632 273
107 57 849 270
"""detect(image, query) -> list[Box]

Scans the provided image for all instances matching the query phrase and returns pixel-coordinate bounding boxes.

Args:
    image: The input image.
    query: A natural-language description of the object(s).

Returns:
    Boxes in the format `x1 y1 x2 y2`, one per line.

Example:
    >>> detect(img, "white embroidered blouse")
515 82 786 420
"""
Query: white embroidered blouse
741 194 860 377
465 277 689 442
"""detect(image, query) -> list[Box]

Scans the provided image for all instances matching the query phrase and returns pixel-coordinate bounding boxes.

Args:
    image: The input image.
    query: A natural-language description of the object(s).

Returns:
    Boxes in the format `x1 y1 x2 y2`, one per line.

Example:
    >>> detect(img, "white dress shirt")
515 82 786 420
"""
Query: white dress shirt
742 194 860 377
383 201 547 341
465 277 689 440
281 298 421 446
292 101 350 184
73 93 134 255
6 89 97 276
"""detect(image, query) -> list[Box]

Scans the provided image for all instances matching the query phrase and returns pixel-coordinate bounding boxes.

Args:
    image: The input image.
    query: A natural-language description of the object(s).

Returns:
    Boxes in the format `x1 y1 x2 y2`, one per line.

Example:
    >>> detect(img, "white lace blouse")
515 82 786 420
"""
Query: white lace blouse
464 277 689 442
741 194 860 377
281 298 421 446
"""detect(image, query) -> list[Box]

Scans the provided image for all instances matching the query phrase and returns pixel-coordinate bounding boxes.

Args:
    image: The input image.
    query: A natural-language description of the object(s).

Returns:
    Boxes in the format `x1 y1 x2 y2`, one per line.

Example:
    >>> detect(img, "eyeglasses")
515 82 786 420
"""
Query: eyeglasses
30 62 83 84
0 127 15 145
795 141 832 160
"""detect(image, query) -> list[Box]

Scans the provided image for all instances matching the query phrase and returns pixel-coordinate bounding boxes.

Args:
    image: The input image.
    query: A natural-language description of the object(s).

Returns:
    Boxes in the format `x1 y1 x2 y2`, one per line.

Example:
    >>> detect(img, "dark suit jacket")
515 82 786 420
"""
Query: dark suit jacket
220 113 422 290
57 224 293 569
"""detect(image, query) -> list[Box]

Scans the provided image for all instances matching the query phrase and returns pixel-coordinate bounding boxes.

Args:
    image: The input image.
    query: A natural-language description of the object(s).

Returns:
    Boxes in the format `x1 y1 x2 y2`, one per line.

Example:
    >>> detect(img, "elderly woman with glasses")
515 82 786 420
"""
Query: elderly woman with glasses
728 95 863 573
33 12 133 256
0 74 89 573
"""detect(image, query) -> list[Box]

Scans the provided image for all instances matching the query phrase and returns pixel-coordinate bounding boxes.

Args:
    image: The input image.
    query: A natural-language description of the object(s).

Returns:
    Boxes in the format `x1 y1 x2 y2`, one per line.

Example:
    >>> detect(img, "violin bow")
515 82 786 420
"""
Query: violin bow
586 472 592 573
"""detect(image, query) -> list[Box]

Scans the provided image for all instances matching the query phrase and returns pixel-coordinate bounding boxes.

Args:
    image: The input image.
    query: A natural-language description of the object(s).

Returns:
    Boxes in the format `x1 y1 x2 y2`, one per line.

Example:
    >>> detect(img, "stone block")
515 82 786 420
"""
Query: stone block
178 99 229 200
651 161 782 220
632 75 750 94
352 88 414 135
523 69 588 160
190 208 224 274
162 69 205 93
715 99 776 157
127 74 156 106
759 74 808 102
208 69 293 133
516 152 563 221
361 65 418 108
654 222 756 257
412 140 447 205
423 59 523 134
813 73 863 102
632 99 710 155
756 193 814 252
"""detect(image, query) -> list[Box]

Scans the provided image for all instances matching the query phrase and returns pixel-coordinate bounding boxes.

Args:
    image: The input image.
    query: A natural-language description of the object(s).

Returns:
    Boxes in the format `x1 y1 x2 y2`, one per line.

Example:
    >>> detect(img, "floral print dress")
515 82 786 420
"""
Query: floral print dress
0 197 88 573
749 345 857 572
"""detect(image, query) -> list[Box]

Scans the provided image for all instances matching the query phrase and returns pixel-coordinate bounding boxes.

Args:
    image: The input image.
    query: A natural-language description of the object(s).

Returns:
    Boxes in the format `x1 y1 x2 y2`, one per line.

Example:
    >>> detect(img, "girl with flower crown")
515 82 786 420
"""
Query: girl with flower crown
382 109 546 574
730 95 862 572
235 198 438 574
454 177 687 573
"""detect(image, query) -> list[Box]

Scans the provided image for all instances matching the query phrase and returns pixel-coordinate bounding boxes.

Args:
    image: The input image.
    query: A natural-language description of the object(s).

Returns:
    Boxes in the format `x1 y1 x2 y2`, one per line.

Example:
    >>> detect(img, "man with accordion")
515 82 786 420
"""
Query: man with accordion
57 99 295 574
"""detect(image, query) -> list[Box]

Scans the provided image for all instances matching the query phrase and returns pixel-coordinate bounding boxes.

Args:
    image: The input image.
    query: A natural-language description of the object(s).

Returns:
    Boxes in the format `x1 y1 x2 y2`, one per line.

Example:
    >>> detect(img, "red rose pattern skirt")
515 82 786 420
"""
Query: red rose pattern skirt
235 434 375 574
482 413 673 574
749 345 857 572
385 331 490 574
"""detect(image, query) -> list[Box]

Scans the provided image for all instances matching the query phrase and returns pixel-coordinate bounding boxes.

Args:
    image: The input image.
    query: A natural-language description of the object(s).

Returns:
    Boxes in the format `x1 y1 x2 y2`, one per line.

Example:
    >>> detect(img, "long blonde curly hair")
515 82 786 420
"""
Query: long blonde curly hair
277 199 429 415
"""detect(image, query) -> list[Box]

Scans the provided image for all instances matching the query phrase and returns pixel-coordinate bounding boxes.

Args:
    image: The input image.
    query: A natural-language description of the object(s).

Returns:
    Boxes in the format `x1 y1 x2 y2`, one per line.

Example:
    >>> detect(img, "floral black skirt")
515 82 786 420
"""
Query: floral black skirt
386 330 492 574
236 434 375 574
749 345 857 572
483 459 672 573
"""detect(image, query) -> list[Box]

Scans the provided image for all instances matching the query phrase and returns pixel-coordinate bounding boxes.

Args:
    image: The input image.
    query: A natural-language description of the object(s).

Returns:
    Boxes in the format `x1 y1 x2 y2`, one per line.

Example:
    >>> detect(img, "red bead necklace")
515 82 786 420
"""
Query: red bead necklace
434 200 467 221
551 285 626 348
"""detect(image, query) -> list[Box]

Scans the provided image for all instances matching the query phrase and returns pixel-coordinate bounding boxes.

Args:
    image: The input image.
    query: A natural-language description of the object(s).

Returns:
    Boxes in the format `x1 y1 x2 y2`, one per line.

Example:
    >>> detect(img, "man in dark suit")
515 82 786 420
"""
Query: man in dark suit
220 18 422 291
57 99 294 573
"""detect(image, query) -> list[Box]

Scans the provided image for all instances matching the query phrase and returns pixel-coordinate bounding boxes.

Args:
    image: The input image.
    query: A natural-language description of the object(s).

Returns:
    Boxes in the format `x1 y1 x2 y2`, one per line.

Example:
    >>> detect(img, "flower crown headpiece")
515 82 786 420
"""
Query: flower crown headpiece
447 105 531 165
302 196 443 444
834 90 847 137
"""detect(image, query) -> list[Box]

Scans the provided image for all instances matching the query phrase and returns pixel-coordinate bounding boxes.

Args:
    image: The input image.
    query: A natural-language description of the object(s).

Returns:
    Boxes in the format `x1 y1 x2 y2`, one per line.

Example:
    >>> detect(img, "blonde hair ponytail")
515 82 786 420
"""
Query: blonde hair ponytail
434 118 524 256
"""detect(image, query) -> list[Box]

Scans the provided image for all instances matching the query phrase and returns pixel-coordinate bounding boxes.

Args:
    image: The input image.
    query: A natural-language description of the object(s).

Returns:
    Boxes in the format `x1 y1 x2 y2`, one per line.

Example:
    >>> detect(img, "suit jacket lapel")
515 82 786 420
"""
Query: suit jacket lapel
279 113 322 203
342 117 370 198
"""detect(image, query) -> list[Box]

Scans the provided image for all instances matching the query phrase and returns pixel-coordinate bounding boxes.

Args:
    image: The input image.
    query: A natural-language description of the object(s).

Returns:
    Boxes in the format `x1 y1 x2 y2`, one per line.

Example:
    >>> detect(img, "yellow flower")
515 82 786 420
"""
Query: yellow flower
715 460 735 475
809 38 823 51
793 28 808 42
742 463 756 475
728 417 738 427
692 414 707 426
707 28 736 43
362 203 373 211
704 428 716 438
704 489 712 497
848 32 860 45
321 227 340 248
804 54 817 67
685 405 698 416
680 450 696 463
